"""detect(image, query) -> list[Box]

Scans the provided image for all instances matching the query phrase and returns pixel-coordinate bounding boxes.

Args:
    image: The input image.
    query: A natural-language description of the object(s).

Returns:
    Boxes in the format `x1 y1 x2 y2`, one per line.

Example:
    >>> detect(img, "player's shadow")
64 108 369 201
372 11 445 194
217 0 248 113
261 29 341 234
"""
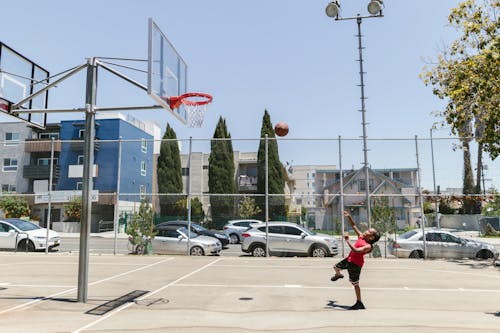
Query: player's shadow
486 311 500 317
325 300 351 310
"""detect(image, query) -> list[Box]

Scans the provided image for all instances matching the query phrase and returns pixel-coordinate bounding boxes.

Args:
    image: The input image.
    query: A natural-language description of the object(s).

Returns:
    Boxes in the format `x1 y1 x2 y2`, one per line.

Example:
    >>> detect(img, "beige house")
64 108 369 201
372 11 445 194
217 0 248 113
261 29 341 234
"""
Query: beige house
320 167 421 229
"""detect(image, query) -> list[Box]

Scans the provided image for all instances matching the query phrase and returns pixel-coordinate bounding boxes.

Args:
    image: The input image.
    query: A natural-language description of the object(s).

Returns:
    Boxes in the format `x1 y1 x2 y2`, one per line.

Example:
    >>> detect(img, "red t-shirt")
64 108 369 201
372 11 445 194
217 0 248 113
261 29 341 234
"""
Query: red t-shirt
347 236 369 267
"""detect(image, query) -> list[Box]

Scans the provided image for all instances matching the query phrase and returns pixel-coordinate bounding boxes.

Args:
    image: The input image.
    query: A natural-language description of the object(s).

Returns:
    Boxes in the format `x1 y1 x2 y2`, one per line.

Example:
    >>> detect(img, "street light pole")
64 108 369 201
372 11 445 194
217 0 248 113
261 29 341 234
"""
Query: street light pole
325 6 383 228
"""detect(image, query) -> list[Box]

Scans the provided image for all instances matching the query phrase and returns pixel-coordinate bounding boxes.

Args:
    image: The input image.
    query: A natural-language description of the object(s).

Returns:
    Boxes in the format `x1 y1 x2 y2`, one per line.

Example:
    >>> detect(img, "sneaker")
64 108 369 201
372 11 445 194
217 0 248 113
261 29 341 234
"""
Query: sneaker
349 301 366 310
330 274 344 281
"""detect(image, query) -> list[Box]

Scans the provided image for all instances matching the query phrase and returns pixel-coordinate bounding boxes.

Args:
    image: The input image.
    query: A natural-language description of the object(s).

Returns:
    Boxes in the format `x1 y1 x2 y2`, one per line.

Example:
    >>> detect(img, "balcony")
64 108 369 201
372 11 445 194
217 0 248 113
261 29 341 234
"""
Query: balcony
23 165 60 179
238 175 257 192
25 139 62 153
70 140 100 152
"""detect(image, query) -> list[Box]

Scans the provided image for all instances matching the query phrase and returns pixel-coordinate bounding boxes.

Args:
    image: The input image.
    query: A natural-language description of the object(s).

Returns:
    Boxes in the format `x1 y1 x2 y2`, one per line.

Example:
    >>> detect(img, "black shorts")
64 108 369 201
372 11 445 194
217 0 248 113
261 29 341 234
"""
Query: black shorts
335 258 362 285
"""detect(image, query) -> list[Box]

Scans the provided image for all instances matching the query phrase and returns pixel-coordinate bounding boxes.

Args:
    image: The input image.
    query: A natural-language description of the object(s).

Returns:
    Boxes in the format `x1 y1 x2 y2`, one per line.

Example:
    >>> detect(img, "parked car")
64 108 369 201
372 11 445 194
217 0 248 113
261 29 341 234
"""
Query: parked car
389 229 499 260
241 222 338 257
152 225 222 256
223 219 262 244
156 220 230 248
0 218 61 252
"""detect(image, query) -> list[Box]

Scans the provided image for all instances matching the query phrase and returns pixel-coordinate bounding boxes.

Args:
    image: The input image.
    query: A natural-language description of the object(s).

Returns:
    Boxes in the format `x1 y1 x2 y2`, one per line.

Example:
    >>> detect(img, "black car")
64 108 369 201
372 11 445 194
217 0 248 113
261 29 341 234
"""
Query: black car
155 221 230 248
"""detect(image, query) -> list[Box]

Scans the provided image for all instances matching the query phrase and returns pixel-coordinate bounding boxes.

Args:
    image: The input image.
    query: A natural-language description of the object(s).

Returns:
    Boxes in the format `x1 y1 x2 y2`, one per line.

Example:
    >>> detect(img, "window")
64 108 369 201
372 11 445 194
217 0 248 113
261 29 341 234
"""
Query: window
181 168 189 176
425 233 440 242
77 155 84 165
1 184 16 192
76 182 83 190
258 225 283 234
141 138 147 153
39 133 59 139
78 129 85 138
235 221 251 227
202 165 209 170
4 132 20 145
284 226 303 236
38 158 58 166
141 161 146 176
358 179 374 191
3 158 18 172
440 233 461 243
140 185 146 199
0 222 14 232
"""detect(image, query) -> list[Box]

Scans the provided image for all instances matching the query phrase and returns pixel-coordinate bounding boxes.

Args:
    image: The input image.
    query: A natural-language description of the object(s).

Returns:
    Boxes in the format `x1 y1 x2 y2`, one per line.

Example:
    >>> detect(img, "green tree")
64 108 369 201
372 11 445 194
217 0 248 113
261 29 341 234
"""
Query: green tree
157 123 183 216
371 197 397 235
126 198 156 254
173 197 205 222
257 110 286 220
209 117 235 227
421 0 499 210
482 188 500 216
63 197 82 222
0 196 30 218
238 196 262 219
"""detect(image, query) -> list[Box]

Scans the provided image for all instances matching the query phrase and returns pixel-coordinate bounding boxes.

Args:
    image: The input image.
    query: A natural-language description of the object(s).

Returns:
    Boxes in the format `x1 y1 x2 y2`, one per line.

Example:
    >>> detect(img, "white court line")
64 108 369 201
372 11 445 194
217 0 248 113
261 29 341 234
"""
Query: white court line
1 284 74 288
72 258 222 333
0 257 174 315
172 283 500 293
0 262 151 267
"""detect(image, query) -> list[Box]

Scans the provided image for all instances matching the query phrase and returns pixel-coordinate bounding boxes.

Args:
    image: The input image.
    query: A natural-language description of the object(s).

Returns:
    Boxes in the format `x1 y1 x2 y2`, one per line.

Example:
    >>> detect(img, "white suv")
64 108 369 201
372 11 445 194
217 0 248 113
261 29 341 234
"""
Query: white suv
241 222 338 257
222 219 262 244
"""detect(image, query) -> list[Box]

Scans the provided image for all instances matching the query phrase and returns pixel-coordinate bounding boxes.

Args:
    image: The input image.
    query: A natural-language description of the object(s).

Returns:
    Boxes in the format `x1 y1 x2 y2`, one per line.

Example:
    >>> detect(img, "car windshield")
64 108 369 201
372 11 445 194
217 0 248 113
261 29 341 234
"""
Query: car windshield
7 219 41 231
399 230 418 239
191 224 207 232
178 227 199 238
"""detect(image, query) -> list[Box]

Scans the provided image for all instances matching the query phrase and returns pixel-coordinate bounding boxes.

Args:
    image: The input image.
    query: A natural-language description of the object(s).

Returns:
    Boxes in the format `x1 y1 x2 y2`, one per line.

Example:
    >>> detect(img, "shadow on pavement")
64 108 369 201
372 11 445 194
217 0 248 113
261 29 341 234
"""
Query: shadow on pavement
325 300 351 310
447 258 498 270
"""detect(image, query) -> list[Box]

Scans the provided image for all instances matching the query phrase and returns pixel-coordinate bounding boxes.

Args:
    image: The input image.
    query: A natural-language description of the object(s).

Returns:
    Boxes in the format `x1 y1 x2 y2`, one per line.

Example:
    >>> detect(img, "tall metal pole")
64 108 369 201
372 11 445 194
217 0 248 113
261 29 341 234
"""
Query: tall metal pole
45 137 55 254
430 129 440 228
265 134 269 257
338 136 345 257
113 136 122 255
78 59 96 303
415 135 427 259
187 136 192 255
356 15 371 228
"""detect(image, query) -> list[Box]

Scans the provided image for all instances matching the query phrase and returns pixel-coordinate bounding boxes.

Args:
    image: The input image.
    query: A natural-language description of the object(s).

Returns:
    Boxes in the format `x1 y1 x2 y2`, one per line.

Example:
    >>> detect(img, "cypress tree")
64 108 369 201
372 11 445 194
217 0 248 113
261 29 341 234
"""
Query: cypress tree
157 123 183 216
209 117 235 228
257 110 286 220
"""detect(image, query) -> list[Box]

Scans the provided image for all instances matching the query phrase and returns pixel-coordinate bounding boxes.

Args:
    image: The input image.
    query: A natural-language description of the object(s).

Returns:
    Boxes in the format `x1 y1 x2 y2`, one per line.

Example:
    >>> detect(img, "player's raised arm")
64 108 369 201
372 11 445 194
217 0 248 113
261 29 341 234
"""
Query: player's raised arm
343 211 362 237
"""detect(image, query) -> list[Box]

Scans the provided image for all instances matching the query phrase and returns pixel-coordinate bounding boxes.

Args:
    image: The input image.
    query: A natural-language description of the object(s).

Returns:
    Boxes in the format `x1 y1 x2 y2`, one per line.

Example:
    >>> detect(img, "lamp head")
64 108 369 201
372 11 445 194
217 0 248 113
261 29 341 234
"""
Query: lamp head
367 0 383 15
325 1 340 18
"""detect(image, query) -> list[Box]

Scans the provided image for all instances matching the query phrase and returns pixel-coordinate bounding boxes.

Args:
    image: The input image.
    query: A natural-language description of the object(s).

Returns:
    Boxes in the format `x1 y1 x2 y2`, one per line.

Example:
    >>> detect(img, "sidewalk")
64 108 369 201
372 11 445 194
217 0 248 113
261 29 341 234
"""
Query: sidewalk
58 231 129 239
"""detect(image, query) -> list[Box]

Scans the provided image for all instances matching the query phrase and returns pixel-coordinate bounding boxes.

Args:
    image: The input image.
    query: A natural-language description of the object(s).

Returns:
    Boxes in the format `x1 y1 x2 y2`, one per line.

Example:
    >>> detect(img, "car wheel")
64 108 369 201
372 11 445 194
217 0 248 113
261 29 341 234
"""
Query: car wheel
476 249 494 259
229 233 239 244
18 239 35 252
251 244 266 257
311 245 329 258
409 250 424 259
190 246 204 256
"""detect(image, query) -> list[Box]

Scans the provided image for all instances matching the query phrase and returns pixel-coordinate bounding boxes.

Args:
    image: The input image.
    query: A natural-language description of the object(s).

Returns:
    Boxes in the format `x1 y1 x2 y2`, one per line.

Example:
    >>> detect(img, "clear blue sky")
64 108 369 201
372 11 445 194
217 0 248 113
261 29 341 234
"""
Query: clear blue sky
1 0 498 191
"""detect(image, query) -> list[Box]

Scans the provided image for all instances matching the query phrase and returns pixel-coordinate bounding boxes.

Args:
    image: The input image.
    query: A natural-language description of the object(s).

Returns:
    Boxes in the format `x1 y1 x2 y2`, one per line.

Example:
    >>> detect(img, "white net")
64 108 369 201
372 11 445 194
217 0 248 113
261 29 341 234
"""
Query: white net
184 103 207 128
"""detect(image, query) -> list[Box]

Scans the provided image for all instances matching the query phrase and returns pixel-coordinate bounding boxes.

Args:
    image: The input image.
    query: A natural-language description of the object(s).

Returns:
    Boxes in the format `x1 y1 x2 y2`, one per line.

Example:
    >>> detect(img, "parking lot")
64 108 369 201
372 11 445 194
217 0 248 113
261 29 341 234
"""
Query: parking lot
0 252 498 333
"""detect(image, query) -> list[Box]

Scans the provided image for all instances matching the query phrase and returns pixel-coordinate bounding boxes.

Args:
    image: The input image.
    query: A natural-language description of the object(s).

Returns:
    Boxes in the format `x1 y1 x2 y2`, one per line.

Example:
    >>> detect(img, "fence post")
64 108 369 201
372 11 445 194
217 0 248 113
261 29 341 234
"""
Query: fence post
338 135 345 257
415 135 427 259
265 134 269 257
187 136 193 255
45 137 55 254
113 136 122 256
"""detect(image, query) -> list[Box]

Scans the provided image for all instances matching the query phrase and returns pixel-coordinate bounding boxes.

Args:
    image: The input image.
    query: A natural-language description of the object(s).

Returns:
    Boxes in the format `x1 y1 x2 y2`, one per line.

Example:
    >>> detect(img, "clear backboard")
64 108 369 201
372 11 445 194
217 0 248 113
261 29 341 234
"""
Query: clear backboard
147 18 188 125
0 42 48 129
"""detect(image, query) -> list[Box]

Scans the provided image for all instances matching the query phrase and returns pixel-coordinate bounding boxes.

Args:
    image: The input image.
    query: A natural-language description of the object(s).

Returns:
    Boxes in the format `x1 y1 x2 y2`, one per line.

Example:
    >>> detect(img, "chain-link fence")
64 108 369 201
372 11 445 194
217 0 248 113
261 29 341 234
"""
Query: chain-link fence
0 136 498 258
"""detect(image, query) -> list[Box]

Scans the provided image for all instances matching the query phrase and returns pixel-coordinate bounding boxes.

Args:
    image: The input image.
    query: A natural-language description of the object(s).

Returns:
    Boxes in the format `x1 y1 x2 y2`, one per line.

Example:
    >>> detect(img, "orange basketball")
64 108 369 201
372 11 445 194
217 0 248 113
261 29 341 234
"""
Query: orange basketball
274 122 289 137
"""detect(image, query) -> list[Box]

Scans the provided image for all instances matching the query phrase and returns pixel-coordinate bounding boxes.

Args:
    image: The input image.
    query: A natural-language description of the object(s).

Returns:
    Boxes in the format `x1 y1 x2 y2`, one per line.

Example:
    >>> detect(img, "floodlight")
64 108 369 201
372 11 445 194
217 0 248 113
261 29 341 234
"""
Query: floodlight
325 1 340 18
367 0 383 15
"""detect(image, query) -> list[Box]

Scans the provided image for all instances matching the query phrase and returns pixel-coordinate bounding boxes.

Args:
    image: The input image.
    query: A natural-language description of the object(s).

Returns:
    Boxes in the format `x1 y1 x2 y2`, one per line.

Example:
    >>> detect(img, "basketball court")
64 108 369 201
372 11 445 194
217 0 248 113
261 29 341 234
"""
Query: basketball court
0 253 498 332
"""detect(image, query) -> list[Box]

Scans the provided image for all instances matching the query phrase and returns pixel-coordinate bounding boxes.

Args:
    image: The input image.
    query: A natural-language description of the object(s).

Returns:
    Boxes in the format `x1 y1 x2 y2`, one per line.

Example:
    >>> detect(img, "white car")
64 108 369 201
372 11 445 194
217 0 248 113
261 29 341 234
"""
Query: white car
152 226 222 256
0 218 61 251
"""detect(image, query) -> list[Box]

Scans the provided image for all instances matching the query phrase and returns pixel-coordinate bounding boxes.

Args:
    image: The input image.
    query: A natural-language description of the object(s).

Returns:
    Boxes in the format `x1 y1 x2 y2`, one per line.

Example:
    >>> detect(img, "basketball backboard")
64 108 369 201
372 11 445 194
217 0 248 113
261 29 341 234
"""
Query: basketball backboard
0 42 48 129
147 18 188 125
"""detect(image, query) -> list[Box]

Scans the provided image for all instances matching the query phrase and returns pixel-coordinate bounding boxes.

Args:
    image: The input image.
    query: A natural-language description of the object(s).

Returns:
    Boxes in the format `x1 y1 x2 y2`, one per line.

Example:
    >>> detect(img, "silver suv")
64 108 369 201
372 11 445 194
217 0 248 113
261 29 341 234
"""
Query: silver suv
241 222 338 257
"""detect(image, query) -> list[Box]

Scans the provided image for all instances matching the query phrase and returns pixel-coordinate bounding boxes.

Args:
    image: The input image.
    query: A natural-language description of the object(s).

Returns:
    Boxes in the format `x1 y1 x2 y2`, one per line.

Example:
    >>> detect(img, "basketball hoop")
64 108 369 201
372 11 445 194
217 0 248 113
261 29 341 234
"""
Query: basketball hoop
168 92 212 128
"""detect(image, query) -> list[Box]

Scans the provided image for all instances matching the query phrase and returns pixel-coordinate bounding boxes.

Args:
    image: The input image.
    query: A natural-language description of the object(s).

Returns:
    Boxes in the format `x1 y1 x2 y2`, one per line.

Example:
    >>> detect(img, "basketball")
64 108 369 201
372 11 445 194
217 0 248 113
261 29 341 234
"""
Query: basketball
274 122 289 137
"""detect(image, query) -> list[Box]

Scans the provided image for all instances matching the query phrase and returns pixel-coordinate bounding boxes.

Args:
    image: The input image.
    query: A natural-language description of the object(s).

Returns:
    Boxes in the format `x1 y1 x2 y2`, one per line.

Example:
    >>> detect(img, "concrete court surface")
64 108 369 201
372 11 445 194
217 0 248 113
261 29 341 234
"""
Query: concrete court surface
0 253 498 333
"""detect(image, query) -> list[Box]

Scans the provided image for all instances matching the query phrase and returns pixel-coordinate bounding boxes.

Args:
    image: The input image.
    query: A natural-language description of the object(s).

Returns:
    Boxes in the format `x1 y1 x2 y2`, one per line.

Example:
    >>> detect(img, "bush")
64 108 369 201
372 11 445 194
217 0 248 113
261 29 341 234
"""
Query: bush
0 196 30 218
